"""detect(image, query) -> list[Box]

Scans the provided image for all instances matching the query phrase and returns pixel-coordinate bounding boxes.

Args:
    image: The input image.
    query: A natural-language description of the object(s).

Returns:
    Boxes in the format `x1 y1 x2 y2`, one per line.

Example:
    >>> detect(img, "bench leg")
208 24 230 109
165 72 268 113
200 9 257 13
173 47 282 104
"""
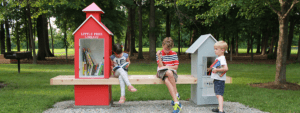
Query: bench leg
74 85 112 106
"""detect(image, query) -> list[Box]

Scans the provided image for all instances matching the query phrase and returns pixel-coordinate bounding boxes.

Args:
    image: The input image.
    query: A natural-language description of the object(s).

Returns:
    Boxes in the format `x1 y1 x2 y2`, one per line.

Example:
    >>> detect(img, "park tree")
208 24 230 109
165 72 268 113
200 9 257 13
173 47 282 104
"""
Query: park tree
178 0 299 85
137 0 144 59
149 0 156 60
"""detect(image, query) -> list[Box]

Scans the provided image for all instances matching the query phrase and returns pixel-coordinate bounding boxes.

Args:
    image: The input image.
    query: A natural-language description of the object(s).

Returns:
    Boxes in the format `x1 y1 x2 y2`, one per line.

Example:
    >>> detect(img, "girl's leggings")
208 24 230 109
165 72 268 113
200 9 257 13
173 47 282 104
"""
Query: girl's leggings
114 68 131 96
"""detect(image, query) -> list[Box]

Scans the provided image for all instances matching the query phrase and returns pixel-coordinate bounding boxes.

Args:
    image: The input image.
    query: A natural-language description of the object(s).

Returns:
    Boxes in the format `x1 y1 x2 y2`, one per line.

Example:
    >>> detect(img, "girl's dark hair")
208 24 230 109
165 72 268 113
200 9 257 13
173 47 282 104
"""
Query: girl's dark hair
113 43 123 54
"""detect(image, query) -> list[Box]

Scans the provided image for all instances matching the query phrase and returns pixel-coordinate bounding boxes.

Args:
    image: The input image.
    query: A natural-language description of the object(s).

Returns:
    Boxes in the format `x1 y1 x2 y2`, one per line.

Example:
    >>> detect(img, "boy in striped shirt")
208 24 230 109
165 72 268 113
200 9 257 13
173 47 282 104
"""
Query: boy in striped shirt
156 37 182 113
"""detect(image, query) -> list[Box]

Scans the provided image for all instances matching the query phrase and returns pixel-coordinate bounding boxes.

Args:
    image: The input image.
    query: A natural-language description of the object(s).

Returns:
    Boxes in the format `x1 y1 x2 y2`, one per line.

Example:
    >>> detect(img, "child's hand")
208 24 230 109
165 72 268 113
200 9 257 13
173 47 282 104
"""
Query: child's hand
156 50 162 56
207 67 212 72
159 66 168 69
126 64 129 68
212 68 217 73
112 70 115 75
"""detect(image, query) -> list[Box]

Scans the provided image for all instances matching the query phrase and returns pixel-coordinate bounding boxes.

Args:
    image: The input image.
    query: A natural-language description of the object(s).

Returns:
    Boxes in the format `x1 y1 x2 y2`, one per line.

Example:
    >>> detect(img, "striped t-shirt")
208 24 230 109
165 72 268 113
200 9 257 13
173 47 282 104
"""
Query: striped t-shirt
156 49 179 71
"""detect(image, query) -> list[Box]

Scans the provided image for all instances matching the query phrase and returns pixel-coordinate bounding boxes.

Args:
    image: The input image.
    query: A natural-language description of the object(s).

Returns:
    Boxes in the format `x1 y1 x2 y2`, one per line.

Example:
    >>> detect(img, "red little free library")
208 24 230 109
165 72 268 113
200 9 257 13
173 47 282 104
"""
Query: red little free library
72 2 113 106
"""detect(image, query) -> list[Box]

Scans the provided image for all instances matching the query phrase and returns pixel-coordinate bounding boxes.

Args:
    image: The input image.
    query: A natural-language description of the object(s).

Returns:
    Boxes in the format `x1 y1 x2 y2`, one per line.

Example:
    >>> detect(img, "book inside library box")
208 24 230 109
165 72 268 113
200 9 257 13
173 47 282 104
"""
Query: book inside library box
79 39 105 78
204 57 216 76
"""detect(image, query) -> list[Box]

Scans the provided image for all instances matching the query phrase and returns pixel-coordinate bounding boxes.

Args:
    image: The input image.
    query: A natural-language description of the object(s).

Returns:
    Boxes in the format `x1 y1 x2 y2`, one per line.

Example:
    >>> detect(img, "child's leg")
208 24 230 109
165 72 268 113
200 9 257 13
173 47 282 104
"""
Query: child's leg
217 95 224 111
165 77 178 102
165 70 178 97
119 76 126 97
116 68 131 86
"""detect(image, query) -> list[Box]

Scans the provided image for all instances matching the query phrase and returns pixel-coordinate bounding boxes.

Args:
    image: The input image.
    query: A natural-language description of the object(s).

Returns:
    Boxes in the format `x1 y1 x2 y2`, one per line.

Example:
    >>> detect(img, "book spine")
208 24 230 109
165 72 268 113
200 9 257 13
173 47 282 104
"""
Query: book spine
95 62 101 75
210 59 219 68
82 48 86 76
99 63 104 75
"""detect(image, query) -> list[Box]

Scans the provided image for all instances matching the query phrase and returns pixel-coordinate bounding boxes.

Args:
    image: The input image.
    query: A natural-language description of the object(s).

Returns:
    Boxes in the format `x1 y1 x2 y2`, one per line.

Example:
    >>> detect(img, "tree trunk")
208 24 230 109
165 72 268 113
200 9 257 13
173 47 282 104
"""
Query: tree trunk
287 18 295 59
247 38 250 54
250 32 254 62
44 16 54 57
275 16 288 84
124 29 128 52
16 22 20 51
37 15 46 60
269 35 275 54
231 35 235 53
273 0 297 85
24 8 29 52
125 7 131 53
0 23 5 54
178 24 181 55
166 12 170 37
227 35 230 52
230 40 233 61
64 22 68 63
297 34 300 62
235 32 238 56
27 3 37 64
130 6 138 55
137 0 144 59
49 17 54 55
260 31 265 54
149 0 156 60
257 33 261 54
5 19 11 52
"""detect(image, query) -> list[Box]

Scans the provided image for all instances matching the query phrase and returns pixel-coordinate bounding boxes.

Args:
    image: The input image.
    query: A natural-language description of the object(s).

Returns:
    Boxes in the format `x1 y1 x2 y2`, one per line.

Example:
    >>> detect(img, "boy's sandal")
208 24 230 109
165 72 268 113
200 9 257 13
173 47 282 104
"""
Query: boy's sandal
128 85 137 92
118 97 126 104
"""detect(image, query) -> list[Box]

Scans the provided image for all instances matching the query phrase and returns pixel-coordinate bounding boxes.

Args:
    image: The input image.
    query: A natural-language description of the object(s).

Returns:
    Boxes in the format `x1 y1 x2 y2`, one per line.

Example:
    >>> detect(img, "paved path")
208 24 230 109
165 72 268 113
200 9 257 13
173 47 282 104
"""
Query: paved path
43 100 268 113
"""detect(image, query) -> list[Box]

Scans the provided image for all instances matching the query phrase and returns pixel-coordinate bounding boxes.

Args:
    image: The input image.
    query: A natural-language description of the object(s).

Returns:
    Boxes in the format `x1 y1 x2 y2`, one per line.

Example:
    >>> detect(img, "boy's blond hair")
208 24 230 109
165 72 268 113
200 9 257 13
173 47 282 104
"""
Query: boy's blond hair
214 41 228 51
162 37 174 49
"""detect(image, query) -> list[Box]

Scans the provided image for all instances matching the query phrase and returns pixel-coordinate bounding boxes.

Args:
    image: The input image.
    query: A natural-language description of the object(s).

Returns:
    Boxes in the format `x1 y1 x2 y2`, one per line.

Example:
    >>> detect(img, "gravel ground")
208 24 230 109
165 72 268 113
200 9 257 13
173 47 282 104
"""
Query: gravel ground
43 100 268 113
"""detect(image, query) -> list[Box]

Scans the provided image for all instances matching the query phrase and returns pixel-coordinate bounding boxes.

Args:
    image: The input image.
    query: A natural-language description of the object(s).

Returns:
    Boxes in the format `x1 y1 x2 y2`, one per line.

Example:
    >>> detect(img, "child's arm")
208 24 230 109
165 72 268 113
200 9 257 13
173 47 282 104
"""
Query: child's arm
125 57 130 68
212 65 228 73
110 60 115 73
207 67 212 72
156 50 164 68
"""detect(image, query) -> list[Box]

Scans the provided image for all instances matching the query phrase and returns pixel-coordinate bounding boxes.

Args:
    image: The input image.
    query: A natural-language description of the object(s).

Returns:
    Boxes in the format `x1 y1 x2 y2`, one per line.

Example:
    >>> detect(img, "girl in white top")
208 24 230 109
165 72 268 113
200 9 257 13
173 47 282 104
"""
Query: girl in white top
110 44 137 104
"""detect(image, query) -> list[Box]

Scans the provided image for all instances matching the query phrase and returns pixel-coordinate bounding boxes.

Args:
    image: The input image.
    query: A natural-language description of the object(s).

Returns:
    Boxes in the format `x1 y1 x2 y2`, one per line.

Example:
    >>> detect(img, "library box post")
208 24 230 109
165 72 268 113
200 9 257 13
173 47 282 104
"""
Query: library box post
72 2 113 106
186 34 218 105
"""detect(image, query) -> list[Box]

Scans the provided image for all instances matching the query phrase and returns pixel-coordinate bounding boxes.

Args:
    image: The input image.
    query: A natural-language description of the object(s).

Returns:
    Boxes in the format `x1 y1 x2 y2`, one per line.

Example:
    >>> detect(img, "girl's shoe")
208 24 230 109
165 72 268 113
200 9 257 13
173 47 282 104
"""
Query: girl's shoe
128 85 137 92
118 96 126 104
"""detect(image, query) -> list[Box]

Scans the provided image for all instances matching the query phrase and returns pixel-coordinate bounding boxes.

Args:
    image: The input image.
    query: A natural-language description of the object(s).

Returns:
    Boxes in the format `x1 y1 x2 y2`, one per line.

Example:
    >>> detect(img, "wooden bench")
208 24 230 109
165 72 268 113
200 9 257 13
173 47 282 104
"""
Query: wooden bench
50 75 232 85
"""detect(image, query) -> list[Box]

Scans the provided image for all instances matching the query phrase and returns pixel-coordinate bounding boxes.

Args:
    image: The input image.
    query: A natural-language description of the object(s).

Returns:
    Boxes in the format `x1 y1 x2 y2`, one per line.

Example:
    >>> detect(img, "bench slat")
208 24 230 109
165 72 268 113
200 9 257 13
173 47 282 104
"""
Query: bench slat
50 75 232 85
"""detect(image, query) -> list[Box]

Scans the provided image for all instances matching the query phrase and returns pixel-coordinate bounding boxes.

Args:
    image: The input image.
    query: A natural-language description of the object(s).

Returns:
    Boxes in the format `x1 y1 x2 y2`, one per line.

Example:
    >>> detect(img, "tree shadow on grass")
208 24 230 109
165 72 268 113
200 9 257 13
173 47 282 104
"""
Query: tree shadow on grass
250 82 300 90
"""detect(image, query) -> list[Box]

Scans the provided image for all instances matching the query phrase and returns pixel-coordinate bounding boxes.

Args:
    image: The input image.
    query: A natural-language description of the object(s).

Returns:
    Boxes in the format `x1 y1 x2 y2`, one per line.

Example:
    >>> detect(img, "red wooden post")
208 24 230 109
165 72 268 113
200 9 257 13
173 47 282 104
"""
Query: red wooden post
72 2 113 106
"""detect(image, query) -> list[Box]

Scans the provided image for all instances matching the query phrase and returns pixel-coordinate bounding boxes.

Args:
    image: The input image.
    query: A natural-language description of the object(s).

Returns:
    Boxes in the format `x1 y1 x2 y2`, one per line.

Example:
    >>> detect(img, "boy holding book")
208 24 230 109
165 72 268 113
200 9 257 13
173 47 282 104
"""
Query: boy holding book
110 43 137 104
207 41 229 113
156 37 182 113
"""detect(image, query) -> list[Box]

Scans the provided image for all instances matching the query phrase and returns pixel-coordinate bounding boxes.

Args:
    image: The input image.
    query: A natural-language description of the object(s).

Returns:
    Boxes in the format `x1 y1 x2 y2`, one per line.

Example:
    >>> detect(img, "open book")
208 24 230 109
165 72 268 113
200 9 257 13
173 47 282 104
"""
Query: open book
157 68 176 72
113 62 129 71
209 59 226 77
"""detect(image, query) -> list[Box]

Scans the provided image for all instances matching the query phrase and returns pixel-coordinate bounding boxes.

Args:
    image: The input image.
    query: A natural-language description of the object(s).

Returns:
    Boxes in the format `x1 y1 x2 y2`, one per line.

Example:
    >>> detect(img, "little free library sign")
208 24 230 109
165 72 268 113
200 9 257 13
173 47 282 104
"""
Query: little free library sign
81 32 103 38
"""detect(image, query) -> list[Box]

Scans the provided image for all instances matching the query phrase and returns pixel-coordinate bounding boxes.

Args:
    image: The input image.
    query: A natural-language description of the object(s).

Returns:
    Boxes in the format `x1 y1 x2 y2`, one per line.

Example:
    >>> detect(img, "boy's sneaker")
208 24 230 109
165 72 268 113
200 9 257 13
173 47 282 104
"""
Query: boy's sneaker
171 94 180 106
218 111 225 113
172 102 182 113
212 108 219 112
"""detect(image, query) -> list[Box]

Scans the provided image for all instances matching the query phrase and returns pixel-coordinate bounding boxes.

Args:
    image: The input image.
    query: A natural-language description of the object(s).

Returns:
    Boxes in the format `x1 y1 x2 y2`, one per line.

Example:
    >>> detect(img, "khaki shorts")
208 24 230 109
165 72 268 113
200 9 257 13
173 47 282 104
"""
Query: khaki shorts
156 69 178 82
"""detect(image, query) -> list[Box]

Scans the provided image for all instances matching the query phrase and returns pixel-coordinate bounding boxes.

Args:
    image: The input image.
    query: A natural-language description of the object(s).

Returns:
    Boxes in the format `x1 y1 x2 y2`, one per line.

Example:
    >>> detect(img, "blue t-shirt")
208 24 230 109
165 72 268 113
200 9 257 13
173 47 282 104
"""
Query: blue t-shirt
110 53 129 70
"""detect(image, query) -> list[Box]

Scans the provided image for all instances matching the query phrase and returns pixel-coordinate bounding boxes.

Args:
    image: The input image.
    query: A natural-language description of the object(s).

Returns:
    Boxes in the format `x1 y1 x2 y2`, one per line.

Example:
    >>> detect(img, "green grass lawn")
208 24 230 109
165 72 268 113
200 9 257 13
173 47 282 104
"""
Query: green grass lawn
10 48 298 56
0 63 299 113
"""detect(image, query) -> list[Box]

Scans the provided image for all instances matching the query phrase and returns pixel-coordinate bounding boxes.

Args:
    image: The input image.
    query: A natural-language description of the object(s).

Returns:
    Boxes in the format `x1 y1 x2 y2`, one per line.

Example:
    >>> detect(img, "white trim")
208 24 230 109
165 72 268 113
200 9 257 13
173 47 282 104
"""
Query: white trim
82 10 105 13
186 34 217 53
72 15 113 36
